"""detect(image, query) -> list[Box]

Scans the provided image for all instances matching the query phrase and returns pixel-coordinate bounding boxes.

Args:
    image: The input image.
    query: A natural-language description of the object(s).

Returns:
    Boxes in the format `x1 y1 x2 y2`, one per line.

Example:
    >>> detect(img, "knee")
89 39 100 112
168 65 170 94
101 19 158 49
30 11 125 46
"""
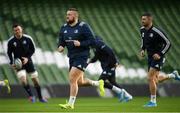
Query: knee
31 77 40 87
69 74 78 85
32 80 40 87
77 79 83 86
148 75 156 83
20 76 27 84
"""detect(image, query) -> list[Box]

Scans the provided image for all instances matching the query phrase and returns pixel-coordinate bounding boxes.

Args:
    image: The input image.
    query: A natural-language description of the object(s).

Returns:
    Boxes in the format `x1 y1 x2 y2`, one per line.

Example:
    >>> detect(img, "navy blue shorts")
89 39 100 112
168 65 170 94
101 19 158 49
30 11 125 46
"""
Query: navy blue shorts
98 67 116 83
18 60 36 73
69 57 88 71
101 67 116 77
148 56 165 71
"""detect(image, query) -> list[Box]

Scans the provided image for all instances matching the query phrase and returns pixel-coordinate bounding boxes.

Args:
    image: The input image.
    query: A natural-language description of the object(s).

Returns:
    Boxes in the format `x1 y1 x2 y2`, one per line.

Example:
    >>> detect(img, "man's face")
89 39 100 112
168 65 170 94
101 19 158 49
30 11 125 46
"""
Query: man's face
141 16 152 27
13 26 23 38
66 10 77 24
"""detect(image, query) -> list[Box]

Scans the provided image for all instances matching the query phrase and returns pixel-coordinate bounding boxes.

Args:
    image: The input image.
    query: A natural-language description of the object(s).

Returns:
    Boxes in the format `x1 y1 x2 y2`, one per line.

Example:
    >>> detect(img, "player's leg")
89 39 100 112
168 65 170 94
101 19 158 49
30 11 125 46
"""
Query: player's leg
0 80 5 86
69 67 82 103
106 69 132 102
30 71 47 103
144 67 158 107
59 67 82 109
26 61 47 103
16 70 35 102
158 70 180 83
77 74 105 97
59 57 104 109
0 80 11 93
99 68 124 96
156 58 180 82
144 56 164 107
72 57 105 96
78 75 100 87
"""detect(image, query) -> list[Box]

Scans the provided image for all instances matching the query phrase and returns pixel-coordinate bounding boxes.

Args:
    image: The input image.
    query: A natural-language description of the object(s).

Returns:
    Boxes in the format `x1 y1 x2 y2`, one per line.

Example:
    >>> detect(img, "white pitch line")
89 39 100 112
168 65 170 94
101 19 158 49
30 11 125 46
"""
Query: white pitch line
0 112 180 113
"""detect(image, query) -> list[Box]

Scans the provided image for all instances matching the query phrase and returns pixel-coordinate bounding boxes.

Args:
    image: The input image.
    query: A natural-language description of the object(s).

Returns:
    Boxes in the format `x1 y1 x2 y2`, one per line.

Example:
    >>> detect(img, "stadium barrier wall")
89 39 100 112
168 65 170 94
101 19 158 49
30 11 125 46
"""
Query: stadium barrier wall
0 84 180 98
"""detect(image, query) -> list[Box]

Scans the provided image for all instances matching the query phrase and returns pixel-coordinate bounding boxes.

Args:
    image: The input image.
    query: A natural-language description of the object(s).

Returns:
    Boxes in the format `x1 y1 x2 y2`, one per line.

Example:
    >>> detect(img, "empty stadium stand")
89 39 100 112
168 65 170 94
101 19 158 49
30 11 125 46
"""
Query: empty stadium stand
0 0 179 85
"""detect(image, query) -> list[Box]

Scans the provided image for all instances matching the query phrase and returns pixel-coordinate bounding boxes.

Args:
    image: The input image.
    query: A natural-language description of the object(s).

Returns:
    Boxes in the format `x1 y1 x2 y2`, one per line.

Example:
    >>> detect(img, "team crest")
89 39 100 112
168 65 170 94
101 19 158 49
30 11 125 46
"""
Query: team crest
142 33 144 37
103 71 107 74
155 64 159 68
149 33 153 37
13 42 17 47
74 29 78 33
23 40 27 45
68 37 72 40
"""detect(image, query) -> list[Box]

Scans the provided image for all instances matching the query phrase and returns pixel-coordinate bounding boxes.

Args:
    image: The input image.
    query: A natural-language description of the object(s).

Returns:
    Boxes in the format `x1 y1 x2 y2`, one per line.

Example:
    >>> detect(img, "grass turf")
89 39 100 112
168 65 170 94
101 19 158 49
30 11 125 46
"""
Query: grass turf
0 97 180 112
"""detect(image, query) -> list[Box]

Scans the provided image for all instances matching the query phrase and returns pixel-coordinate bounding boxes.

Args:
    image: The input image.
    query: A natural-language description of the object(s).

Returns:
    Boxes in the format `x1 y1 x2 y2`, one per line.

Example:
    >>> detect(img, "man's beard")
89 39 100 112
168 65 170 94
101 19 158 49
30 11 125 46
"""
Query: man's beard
142 23 148 27
15 33 22 39
67 18 75 24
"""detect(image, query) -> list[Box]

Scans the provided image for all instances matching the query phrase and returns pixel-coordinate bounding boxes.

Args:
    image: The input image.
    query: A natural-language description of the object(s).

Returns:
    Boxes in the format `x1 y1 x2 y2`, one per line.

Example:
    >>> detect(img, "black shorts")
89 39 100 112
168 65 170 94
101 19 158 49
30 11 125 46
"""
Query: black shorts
18 60 36 73
100 67 116 77
148 56 165 71
98 67 116 81
69 57 88 71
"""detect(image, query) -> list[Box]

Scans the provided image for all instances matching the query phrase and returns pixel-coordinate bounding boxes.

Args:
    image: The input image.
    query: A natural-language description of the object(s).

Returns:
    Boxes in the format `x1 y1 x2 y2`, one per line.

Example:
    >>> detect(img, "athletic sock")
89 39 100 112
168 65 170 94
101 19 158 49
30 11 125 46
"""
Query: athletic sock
168 73 175 79
35 85 43 100
0 81 5 86
23 84 33 97
150 95 156 103
68 96 76 106
112 85 122 94
89 80 99 86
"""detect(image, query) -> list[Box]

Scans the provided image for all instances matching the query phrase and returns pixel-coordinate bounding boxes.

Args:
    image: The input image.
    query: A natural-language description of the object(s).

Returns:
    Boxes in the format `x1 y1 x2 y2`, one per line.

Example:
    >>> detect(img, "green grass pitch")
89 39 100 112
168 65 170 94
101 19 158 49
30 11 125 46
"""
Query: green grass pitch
0 97 180 113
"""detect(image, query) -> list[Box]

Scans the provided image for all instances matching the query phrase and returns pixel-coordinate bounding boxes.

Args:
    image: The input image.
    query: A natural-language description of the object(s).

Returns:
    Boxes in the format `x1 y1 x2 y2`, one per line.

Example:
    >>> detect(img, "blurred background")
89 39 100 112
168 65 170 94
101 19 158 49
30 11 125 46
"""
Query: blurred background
0 0 180 98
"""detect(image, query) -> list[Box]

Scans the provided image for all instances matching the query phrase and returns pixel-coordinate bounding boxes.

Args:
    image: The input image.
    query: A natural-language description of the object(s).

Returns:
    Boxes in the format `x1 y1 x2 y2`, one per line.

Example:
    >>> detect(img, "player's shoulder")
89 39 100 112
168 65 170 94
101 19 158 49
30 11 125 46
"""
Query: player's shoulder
62 23 68 27
95 37 106 49
152 26 166 35
59 23 68 30
23 34 32 39
152 26 163 32
140 26 146 33
23 34 34 41
7 35 15 43
23 34 32 38
78 21 87 27
78 21 92 31
140 26 145 31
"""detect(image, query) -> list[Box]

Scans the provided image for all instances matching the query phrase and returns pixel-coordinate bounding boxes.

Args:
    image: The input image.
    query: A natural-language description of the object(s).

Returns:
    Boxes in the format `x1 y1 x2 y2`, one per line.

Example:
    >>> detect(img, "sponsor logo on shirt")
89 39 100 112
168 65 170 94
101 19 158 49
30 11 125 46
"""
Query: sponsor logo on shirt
13 42 17 47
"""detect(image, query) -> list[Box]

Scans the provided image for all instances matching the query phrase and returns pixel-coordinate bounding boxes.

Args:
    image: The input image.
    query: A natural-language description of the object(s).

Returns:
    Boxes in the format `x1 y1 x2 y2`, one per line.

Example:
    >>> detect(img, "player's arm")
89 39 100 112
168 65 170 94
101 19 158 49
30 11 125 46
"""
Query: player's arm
73 39 94 47
27 37 35 58
74 23 95 47
7 41 16 69
7 41 13 65
140 30 145 57
153 28 171 60
157 30 171 56
88 52 98 64
57 28 66 53
22 37 35 65
100 43 118 66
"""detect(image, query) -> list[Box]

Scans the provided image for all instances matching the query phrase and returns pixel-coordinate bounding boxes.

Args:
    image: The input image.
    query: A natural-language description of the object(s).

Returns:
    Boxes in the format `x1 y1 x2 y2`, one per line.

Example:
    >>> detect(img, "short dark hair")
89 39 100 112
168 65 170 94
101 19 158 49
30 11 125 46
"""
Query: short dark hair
12 24 21 28
142 12 152 17
67 8 78 12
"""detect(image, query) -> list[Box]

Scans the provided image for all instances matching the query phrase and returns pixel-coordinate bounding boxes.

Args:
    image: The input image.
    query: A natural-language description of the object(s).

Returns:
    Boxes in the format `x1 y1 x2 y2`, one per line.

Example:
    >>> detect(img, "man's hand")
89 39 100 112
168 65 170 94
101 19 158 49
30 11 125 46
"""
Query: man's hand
115 63 122 68
140 50 145 57
11 64 16 70
57 46 64 53
153 53 161 60
73 40 80 47
22 57 28 65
